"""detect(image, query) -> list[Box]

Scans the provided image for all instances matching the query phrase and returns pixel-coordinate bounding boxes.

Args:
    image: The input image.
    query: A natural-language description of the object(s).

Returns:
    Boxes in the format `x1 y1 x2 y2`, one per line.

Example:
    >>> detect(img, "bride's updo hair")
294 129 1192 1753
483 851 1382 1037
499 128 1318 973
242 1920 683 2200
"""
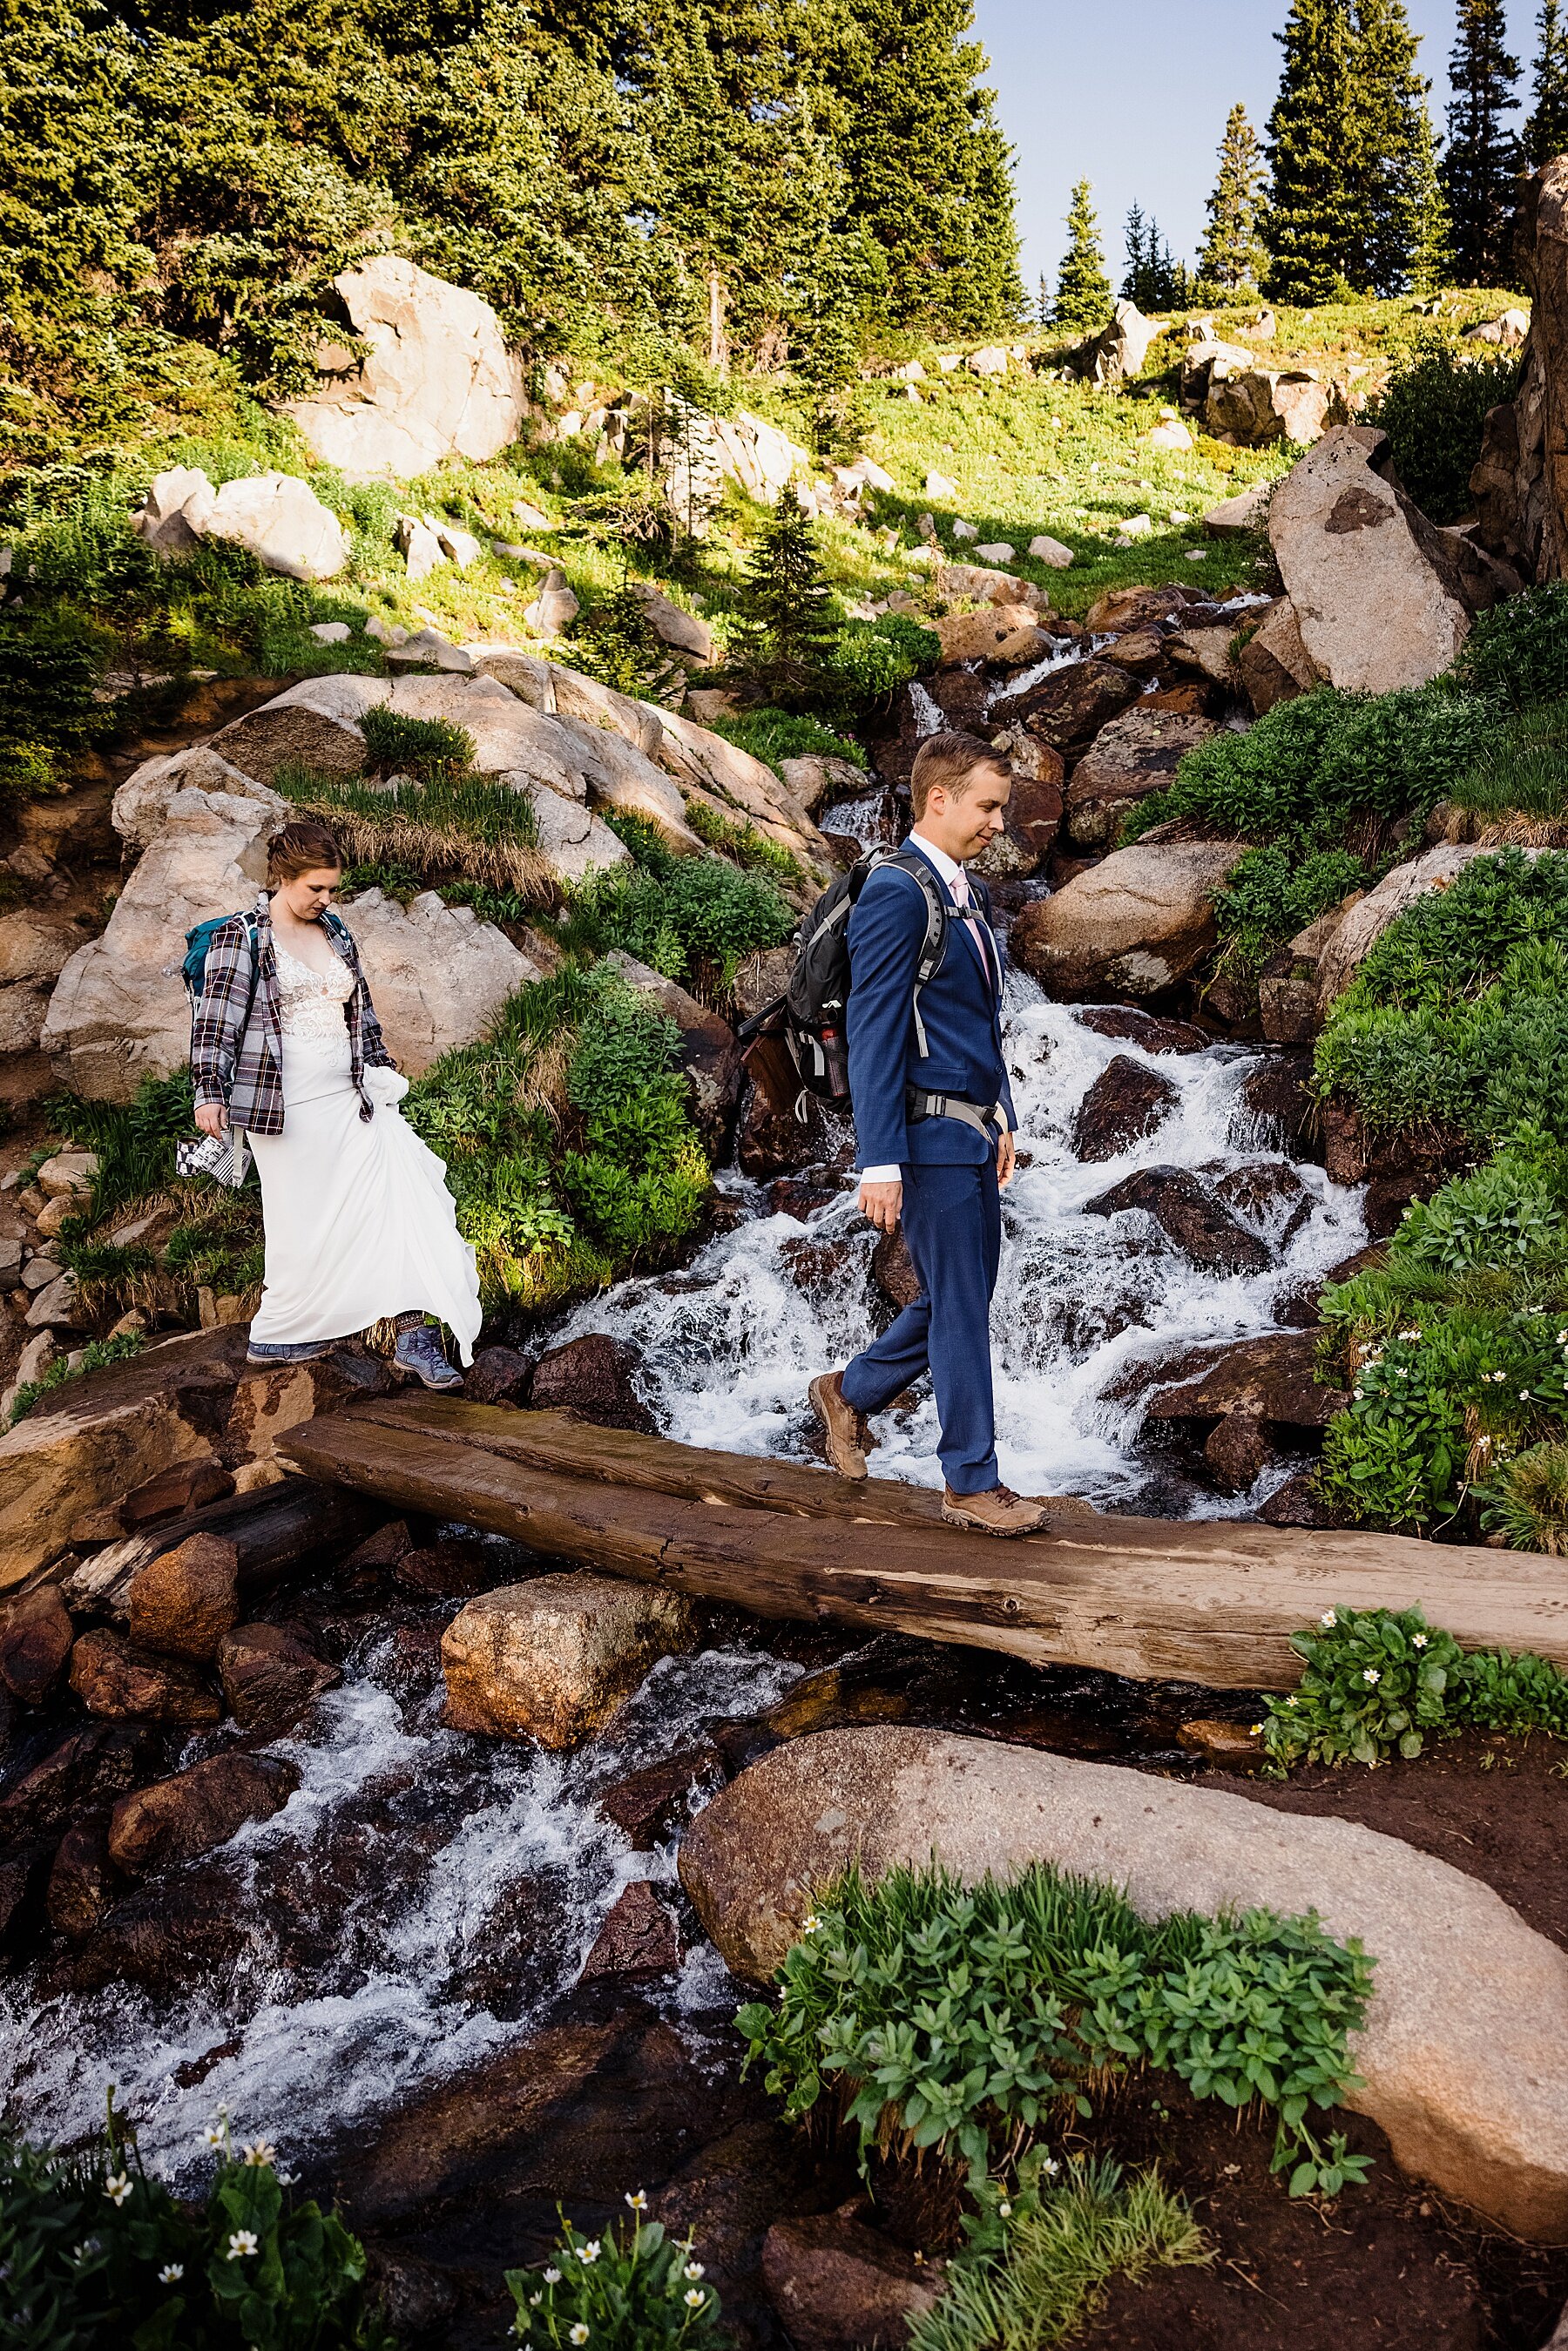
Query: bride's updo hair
268 820 343 885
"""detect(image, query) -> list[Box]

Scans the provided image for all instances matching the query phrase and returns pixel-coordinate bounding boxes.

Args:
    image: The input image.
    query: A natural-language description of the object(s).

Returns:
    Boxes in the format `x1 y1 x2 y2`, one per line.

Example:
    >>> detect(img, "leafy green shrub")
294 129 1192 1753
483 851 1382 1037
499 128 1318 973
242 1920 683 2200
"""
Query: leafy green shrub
571 586 684 701
0 613 109 796
910 2152 1208 2351
738 1861 1374 2199
1315 851 1568 1148
508 2196 725 2351
1210 844 1368 977
708 706 867 777
821 613 942 712
679 800 803 883
563 854 795 989
1263 1604 1568 1768
5 1333 145 1428
0 2097 391 2350
1124 683 1494 855
404 961 709 1309
355 706 475 778
1456 580 1568 711
1364 337 1521 524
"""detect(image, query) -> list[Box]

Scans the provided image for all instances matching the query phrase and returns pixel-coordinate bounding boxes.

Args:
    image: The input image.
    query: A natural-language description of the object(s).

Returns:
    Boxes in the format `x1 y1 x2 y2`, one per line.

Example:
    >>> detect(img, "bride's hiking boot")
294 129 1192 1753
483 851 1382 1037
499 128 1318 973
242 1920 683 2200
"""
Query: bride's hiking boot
809 1368 870 1480
395 1323 463 1391
941 1483 1048 1537
246 1338 330 1368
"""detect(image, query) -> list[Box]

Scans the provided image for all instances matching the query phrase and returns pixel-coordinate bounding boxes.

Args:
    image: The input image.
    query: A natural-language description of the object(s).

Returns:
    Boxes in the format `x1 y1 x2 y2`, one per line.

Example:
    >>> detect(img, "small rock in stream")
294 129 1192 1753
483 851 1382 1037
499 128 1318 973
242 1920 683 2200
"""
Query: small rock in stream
395 1538 501 1598
45 1815 116 1937
531 1334 656 1434
442 1574 696 1749
108 1752 301 1875
1083 1165 1272 1276
1071 1055 1181 1162
598 1745 725 1847
0 1723 149 1841
218 1621 341 1736
341 1517 415 1575
69 1628 223 1724
0 1584 75 1703
125 1531 240 1662
579 1881 683 1980
462 1344 532 1406
1203 1411 1280 1495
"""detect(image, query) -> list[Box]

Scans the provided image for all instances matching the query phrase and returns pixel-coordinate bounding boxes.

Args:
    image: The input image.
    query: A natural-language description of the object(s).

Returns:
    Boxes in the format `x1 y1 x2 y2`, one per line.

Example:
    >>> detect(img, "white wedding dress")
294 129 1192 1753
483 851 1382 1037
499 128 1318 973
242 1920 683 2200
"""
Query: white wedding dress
243 942 482 1362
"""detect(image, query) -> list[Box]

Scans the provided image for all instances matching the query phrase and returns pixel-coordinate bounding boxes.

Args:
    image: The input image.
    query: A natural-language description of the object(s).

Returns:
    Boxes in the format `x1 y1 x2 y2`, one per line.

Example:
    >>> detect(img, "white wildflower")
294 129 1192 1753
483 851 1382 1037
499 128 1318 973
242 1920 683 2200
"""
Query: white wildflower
801 1914 821 1934
684 2263 706 2281
544 2268 563 2285
104 2173 132 2207
159 2264 185 2285
202 2125 226 2149
1041 2157 1060 2176
625 2190 647 2213
997 2200 1011 2219
1411 1634 1428 1649
1320 1611 1337 1629
578 2240 601 2266
685 2289 706 2308
570 2326 590 2345
1353 1388 1364 1401
1362 1667 1381 1686
240 2139 276 2168
226 2232 259 2260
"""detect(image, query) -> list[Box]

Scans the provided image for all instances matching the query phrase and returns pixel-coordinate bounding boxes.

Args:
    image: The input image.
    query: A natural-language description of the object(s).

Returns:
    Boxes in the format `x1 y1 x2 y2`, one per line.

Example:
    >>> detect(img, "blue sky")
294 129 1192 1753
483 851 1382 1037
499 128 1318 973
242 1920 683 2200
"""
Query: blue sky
972 0 1542 297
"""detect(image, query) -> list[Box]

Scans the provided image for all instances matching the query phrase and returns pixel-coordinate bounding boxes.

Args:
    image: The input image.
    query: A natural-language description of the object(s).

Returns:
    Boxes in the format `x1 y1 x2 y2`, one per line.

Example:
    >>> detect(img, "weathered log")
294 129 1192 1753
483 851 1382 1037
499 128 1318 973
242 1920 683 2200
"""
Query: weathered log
280 1405 1568 1690
57 1479 379 1620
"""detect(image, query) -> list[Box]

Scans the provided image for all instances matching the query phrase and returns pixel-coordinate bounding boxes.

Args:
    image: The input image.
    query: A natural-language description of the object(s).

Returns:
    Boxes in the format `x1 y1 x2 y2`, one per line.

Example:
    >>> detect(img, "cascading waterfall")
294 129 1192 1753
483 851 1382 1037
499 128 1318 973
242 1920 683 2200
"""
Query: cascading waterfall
565 973 1364 1512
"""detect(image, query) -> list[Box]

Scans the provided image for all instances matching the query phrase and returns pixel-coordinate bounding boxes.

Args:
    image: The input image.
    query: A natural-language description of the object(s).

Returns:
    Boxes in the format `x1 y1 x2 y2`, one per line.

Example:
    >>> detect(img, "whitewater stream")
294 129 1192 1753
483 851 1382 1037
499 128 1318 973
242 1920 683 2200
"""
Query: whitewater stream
0 885 1365 2192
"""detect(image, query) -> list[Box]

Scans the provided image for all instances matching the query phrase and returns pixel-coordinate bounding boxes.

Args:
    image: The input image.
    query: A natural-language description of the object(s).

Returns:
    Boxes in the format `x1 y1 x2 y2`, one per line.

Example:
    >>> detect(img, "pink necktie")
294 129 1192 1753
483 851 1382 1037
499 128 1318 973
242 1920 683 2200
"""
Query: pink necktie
950 872 997 994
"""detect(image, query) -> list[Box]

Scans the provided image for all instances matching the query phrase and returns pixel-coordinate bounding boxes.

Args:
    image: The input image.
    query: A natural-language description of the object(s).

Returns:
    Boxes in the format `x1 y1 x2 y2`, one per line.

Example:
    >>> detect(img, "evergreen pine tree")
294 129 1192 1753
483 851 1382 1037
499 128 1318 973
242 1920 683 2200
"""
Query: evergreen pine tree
1443 0 1523 282
1408 110 1456 294
1344 0 1445 295
1198 102 1268 291
1264 0 1354 301
1051 179 1112 335
733 500 838 701
811 0 1025 334
1524 0 1568 166
1121 202 1150 301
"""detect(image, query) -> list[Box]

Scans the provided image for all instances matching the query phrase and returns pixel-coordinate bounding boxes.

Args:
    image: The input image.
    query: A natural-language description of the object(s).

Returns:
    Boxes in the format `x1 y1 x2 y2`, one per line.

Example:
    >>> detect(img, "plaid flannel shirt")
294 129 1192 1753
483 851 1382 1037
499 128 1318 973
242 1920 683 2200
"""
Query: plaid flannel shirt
190 892 394 1136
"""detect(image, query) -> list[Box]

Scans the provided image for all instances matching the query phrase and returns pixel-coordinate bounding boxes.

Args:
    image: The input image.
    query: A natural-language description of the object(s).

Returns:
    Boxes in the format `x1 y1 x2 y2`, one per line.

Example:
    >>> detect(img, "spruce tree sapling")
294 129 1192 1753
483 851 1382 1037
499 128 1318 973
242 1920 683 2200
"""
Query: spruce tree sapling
733 501 838 703
1199 103 1268 291
1051 179 1112 335
1265 0 1354 301
1525 0 1568 166
1443 0 1524 284
1122 202 1150 301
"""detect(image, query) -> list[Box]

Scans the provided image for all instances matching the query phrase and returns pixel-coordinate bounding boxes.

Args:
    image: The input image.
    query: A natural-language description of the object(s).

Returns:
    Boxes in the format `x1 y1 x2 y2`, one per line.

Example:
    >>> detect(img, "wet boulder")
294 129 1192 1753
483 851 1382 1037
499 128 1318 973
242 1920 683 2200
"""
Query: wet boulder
1144 1329 1346 1455
69 1628 223 1724
871 1227 922 1314
218 1620 341 1736
125 1531 240 1662
1070 1056 1181 1161
578 1880 684 1981
1064 708 1217 849
441 1572 698 1749
761 2214 942 2351
1084 1166 1272 1276
530 1334 656 1434
0 1584 74 1703
46 1817 117 1938
1084 584 1196 633
0 1723 147 1841
462 1346 532 1407
1213 1160 1314 1243
108 1752 299 1876
598 1745 724 1848
991 659 1138 753
1010 841 1247 1001
1073 1006 1210 1054
1237 1054 1319 1158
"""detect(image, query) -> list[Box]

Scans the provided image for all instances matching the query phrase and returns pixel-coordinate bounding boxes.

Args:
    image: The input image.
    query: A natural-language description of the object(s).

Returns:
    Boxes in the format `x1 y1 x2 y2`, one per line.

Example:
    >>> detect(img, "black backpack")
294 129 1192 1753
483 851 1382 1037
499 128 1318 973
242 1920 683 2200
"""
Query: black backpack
748 847 950 1108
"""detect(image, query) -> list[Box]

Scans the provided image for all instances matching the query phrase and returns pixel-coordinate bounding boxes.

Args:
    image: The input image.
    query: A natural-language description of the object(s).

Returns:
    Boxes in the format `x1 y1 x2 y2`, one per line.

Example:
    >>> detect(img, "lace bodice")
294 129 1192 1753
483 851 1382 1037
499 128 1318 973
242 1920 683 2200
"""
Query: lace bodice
274 938 354 1043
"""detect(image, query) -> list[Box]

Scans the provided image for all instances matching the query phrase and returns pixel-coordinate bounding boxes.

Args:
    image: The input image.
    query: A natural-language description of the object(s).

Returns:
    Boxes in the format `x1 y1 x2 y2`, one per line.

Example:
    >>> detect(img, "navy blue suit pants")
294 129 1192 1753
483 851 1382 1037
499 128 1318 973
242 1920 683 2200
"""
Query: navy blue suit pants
840 1157 1002 1494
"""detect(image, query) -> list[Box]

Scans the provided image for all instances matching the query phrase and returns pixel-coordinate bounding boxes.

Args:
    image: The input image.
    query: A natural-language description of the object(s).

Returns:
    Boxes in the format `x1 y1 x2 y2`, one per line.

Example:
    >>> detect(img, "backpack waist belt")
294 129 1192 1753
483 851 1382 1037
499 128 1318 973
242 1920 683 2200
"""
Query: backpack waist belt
906 1087 1005 1140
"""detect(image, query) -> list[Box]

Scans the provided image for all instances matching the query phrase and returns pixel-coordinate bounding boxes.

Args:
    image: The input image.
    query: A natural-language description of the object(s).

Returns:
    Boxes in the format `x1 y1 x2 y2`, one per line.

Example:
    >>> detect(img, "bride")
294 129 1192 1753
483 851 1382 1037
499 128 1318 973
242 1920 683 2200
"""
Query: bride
191 819 481 1385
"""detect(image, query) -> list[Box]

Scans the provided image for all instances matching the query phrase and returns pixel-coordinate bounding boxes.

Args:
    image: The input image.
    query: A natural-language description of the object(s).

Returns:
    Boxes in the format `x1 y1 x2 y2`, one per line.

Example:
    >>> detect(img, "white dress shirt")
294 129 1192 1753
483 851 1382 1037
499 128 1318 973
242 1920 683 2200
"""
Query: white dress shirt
861 831 1007 1186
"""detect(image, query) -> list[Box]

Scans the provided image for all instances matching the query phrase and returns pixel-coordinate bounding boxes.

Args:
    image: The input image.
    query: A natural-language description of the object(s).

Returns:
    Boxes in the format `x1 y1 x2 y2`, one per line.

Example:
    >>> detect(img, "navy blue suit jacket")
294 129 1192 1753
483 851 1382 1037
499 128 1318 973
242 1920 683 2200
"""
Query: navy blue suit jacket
845 842 1016 1170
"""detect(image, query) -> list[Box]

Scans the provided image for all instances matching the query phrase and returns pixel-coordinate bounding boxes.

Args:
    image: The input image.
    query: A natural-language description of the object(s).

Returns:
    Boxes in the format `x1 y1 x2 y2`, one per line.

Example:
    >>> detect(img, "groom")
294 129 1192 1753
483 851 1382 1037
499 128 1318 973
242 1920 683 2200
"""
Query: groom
809 730 1045 1537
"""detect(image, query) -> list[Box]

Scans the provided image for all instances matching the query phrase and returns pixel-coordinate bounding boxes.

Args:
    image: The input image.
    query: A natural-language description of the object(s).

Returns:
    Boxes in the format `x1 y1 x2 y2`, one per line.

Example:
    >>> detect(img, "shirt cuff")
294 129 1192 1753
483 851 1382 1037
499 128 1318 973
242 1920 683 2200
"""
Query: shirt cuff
860 1164 902 1184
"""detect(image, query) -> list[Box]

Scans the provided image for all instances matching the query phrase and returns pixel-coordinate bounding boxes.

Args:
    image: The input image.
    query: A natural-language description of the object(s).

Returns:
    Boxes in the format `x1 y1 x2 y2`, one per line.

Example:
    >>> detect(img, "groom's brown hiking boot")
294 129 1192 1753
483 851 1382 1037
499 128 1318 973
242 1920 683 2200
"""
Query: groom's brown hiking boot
809 1369 870 1480
942 1483 1048 1537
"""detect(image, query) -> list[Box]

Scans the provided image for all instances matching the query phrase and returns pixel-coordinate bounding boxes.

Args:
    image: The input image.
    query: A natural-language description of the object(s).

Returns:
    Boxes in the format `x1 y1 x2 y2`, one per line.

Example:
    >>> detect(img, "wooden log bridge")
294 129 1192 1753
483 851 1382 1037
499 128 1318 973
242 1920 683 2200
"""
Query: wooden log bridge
281 1397 1568 1692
